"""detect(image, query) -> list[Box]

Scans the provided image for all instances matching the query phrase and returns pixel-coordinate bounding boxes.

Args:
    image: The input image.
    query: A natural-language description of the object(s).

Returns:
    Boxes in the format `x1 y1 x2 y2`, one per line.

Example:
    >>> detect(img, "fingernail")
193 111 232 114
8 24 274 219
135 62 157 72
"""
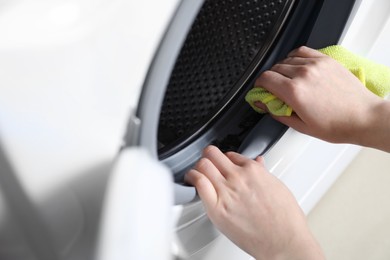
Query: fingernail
254 101 267 111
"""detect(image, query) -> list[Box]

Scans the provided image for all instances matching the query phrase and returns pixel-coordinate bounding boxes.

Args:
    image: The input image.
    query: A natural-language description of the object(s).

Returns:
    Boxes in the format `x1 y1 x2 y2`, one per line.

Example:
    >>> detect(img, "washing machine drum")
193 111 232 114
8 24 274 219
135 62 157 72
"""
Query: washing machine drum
158 0 295 149
134 0 356 178
158 0 294 156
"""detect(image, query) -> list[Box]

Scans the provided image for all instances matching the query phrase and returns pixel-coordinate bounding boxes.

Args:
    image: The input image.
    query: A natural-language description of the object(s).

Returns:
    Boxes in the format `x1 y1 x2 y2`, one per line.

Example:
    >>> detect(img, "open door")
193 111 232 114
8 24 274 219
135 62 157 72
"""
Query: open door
96 148 173 260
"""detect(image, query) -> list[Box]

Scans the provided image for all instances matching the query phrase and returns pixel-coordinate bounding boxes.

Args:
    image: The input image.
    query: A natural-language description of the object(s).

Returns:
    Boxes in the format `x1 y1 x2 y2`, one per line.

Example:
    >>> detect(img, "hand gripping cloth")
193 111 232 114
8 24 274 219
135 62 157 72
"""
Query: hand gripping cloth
245 45 390 116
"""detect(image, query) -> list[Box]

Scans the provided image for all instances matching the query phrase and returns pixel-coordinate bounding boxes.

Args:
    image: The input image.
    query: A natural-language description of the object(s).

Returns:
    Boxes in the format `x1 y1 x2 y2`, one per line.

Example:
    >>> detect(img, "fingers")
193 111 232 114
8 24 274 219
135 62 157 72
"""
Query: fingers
253 46 326 117
189 145 236 194
254 101 268 112
225 151 249 166
187 147 254 188
194 157 226 188
255 70 294 106
279 56 311 66
270 63 301 79
266 53 323 79
255 156 265 165
202 145 236 178
187 146 268 197
185 169 217 208
287 46 325 58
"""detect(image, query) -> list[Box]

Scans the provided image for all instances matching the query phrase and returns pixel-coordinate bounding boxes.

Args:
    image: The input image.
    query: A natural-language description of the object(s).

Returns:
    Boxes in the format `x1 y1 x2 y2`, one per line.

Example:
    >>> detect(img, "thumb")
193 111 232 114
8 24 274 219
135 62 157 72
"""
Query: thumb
272 114 307 134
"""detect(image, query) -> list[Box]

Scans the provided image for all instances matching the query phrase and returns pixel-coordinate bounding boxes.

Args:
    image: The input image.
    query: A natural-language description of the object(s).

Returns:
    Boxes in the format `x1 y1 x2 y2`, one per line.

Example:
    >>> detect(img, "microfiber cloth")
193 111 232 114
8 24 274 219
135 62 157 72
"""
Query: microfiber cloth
245 45 390 116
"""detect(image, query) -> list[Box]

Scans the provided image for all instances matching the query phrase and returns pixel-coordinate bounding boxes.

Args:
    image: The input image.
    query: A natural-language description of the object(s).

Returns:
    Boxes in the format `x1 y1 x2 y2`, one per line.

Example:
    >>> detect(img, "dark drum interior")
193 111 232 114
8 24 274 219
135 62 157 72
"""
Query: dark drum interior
158 0 296 157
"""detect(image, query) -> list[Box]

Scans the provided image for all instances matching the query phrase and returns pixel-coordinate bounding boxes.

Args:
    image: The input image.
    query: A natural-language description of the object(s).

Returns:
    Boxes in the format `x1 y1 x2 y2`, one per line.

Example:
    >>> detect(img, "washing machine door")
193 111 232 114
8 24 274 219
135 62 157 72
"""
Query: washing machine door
96 147 174 260
0 0 185 259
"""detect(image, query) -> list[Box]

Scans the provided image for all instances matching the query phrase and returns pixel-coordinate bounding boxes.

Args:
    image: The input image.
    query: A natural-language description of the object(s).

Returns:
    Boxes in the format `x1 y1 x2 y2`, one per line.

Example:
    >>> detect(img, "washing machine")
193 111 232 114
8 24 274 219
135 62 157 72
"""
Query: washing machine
1 0 390 259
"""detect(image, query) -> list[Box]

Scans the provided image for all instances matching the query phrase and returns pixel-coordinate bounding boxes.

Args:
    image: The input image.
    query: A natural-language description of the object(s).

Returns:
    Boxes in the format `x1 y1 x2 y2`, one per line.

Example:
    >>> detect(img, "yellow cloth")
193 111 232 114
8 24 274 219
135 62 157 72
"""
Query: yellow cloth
245 45 390 116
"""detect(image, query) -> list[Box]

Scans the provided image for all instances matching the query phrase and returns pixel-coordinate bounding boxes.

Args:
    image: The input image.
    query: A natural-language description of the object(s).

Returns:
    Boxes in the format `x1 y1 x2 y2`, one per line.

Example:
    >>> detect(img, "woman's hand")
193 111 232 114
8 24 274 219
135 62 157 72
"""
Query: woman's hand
185 145 324 260
255 46 388 148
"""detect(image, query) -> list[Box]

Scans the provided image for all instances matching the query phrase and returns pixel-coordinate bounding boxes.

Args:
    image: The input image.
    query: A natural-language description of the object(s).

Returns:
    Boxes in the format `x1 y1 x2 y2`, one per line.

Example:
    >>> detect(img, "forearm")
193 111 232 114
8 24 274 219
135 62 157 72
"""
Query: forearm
359 99 390 152
253 228 325 260
287 231 325 260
